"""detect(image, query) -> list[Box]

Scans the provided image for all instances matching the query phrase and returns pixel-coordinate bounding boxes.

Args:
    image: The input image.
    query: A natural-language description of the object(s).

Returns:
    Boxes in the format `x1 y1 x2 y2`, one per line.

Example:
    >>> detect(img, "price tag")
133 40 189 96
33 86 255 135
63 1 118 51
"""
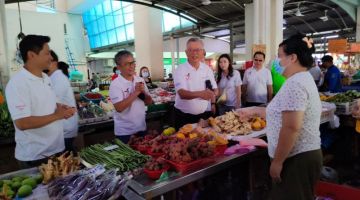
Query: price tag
104 145 119 151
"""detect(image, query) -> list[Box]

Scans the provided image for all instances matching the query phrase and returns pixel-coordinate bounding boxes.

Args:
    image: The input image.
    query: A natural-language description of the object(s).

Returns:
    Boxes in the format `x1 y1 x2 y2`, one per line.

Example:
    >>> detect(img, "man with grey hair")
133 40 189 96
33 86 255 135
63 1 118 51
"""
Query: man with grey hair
173 38 218 130
109 50 153 143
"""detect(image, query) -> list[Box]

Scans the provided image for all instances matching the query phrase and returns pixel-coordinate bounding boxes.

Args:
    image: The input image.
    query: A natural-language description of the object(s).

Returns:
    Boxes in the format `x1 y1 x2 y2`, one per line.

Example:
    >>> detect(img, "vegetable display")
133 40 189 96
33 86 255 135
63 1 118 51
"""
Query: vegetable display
325 90 360 103
79 139 149 172
0 90 15 138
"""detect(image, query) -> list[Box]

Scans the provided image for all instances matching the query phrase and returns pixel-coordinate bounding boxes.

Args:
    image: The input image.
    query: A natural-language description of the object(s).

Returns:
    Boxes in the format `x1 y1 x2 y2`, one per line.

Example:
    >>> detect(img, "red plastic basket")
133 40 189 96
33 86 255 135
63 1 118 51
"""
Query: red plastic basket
165 157 214 173
143 165 170 179
315 181 360 200
130 145 149 154
215 145 228 155
147 149 165 158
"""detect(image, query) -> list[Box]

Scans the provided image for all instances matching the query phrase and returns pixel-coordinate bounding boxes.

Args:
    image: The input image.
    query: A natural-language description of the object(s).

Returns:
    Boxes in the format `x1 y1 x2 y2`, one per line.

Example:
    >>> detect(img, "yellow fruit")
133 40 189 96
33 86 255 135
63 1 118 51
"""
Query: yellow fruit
207 141 216 145
215 136 228 145
163 127 176 136
260 120 266 128
176 133 185 139
252 121 262 130
189 133 198 139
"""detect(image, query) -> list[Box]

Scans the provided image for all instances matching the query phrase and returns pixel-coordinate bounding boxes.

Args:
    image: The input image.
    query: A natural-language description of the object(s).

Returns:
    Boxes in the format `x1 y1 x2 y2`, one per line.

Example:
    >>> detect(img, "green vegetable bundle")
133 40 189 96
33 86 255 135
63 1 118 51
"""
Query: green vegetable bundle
326 90 360 103
0 99 15 138
79 139 149 173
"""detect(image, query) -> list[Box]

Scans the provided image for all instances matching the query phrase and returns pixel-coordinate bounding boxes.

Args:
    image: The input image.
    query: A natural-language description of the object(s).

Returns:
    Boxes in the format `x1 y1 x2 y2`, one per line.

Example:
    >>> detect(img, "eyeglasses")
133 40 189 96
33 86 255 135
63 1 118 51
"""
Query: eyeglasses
187 48 204 53
123 61 136 67
254 59 263 62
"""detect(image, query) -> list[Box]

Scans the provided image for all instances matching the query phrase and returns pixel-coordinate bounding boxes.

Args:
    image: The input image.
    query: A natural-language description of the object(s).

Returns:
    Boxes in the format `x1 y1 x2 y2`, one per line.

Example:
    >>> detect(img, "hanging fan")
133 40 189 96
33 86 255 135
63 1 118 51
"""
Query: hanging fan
201 0 232 6
319 10 328 21
295 2 304 17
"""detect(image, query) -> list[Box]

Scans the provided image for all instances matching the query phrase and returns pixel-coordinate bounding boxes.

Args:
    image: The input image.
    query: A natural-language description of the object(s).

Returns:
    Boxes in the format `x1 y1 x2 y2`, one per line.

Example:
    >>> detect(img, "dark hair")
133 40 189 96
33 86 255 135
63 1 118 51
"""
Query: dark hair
58 61 70 78
50 50 58 62
139 66 149 78
279 33 315 69
19 35 50 63
321 55 333 63
253 51 265 59
114 50 133 65
216 54 234 83
113 66 117 73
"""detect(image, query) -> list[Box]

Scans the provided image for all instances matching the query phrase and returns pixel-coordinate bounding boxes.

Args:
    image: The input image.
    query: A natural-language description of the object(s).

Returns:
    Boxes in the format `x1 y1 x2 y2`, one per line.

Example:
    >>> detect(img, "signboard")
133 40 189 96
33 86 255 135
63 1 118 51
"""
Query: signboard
252 44 266 55
349 43 360 53
328 39 348 53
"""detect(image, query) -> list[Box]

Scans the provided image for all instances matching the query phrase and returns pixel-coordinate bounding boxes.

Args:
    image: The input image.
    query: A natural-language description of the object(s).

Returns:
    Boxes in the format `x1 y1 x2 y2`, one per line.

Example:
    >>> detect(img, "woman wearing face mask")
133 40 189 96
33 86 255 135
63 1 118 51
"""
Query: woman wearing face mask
112 67 120 81
140 66 157 89
238 34 322 199
216 54 242 115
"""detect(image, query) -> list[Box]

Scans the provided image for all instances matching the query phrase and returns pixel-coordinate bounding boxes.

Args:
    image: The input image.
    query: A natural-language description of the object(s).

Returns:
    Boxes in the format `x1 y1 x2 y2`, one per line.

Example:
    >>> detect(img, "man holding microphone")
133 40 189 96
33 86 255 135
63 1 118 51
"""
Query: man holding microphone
109 50 153 143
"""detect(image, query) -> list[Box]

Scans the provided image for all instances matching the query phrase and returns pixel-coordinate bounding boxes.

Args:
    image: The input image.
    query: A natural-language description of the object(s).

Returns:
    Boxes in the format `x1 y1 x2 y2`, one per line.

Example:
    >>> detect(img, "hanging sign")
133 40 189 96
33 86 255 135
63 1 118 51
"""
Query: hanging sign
252 44 266 54
328 39 348 53
349 43 360 53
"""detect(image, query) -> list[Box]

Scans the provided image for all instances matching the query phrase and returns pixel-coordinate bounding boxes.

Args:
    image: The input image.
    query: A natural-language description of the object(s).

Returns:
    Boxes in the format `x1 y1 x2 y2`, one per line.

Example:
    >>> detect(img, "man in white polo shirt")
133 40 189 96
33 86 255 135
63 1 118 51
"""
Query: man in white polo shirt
242 51 273 107
174 38 218 130
5 35 76 169
109 50 153 143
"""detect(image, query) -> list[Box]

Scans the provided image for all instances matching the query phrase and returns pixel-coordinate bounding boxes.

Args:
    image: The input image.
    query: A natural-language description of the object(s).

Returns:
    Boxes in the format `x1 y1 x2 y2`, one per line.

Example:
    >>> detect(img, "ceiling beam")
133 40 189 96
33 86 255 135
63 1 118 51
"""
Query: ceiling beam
5 0 30 4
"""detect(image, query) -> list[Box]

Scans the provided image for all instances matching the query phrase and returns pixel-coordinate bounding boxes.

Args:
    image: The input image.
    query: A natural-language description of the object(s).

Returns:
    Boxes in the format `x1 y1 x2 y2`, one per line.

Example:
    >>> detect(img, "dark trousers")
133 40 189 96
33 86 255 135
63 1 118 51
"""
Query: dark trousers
64 137 76 153
245 102 264 107
174 108 213 130
270 149 323 200
116 130 147 144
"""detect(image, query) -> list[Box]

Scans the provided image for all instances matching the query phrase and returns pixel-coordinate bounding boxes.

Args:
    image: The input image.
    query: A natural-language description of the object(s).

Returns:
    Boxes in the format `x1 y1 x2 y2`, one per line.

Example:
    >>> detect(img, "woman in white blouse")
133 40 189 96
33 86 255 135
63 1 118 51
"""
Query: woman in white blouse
216 54 242 115
239 34 322 199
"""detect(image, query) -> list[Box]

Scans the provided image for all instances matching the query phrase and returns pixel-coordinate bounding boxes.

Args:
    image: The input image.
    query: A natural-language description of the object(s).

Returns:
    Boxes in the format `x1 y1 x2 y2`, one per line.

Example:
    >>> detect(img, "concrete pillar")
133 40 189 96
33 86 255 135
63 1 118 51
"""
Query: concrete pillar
270 0 283 58
0 0 9 88
245 3 254 60
133 4 164 80
357 6 360 42
245 0 283 63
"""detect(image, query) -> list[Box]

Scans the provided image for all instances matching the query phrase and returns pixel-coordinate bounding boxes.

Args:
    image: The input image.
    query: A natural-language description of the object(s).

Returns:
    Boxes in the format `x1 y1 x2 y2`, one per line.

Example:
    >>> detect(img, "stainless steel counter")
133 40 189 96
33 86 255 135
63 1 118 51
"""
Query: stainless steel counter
124 149 267 199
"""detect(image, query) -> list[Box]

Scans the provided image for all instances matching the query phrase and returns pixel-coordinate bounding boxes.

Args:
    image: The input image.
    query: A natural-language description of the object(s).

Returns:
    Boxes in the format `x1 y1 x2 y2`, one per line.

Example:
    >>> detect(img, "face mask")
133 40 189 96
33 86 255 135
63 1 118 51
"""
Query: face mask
273 58 285 75
142 71 149 78
116 70 120 75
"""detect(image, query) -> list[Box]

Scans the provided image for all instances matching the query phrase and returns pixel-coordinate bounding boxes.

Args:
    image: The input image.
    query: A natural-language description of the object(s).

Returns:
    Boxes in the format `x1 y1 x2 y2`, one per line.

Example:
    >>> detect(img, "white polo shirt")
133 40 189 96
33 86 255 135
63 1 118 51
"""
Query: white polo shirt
50 70 78 139
109 75 149 136
5 68 64 161
174 62 217 115
243 67 273 103
218 70 242 107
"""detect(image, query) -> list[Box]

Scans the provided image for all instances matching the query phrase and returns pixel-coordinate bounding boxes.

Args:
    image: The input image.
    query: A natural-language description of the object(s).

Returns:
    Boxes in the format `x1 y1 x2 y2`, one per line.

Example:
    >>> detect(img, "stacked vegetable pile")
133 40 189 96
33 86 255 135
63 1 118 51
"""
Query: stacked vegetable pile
79 139 149 173
0 174 43 199
0 90 15 137
325 90 360 103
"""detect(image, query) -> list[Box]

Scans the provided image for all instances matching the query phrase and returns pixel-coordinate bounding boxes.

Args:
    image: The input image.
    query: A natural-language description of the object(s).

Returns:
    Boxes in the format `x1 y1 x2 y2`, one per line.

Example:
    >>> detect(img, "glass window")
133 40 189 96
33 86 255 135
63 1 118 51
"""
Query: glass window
101 32 109 46
103 0 112 15
123 5 133 14
122 2 131 7
112 0 121 11
86 22 93 36
163 12 180 32
89 37 95 48
95 4 103 18
92 21 99 35
180 17 193 28
97 17 106 33
116 27 126 42
125 24 134 40
83 12 89 24
113 10 124 27
108 29 117 45
124 13 133 24
94 35 101 48
105 15 115 30
89 9 96 22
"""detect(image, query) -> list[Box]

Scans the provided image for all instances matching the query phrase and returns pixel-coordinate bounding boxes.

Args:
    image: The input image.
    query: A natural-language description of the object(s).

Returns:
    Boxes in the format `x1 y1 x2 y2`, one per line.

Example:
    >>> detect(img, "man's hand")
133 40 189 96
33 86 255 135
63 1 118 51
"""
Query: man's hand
55 104 76 119
211 104 216 115
201 89 215 100
135 82 145 94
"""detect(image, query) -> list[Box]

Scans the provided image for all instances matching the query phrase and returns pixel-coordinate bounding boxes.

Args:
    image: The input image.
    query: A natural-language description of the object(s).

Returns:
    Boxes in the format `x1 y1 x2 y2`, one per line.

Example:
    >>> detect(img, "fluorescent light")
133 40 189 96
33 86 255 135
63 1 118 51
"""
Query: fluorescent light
201 34 215 39
218 36 230 40
283 27 286 30
326 35 339 39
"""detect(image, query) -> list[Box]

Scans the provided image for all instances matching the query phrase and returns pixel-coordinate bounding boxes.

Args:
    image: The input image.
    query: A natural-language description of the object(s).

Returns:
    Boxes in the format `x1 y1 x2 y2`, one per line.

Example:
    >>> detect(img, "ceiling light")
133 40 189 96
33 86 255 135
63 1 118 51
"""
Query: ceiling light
202 0 211 6
326 34 339 39
295 3 304 17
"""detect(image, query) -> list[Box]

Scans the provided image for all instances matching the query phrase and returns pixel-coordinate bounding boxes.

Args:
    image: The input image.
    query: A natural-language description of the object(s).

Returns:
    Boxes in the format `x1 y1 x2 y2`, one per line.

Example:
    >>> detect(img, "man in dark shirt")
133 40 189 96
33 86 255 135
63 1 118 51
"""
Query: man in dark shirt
321 55 342 93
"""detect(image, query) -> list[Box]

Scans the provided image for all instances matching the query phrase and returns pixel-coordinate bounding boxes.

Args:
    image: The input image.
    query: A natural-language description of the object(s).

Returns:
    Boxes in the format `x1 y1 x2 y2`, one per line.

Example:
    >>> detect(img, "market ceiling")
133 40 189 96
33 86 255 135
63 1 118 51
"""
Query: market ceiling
5 0 358 50
121 0 357 49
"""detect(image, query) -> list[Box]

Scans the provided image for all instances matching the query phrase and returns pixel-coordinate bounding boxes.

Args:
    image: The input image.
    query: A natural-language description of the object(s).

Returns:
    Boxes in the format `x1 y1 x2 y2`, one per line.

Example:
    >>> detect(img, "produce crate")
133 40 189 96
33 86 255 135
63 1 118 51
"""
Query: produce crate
321 102 336 124
334 101 356 115
81 92 105 104
315 181 360 200
165 157 215 173
143 165 170 179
